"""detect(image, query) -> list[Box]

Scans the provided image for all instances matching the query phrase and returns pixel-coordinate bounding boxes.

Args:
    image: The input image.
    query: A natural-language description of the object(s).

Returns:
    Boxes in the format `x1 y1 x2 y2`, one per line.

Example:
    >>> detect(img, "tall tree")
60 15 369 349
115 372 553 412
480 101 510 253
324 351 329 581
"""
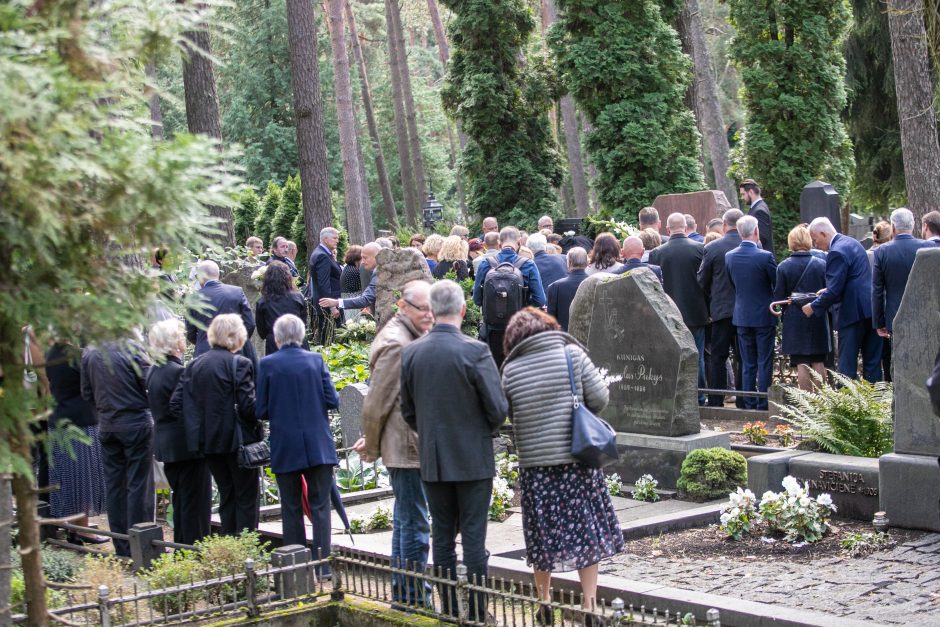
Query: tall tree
550 0 704 220
886 0 940 225
346 0 398 227
146 63 164 140
181 28 236 246
385 0 419 226
725 0 853 253
441 0 562 225
285 0 336 253
326 0 374 244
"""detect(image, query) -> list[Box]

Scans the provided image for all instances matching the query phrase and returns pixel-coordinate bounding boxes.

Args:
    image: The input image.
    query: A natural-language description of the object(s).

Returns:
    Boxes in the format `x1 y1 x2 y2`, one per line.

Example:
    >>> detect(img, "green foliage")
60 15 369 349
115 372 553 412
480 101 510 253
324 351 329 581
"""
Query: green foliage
194 531 271 603
489 476 515 521
495 452 519 486
10 572 65 615
368 504 392 530
440 0 562 226
719 487 758 540
273 174 302 243
255 181 283 250
234 188 261 244
677 448 748 501
143 550 201 614
840 531 891 557
451 275 482 337
742 421 769 446
632 474 661 502
605 473 624 497
334 320 377 344
336 451 388 492
550 0 705 220
725 0 854 256
41 547 81 583
314 343 370 390
759 476 836 543
772 371 893 458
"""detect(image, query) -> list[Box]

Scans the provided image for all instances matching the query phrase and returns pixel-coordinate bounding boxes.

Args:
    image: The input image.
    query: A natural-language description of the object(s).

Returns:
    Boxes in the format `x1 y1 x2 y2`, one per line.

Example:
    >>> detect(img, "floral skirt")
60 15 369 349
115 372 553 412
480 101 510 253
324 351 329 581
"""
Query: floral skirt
519 463 624 572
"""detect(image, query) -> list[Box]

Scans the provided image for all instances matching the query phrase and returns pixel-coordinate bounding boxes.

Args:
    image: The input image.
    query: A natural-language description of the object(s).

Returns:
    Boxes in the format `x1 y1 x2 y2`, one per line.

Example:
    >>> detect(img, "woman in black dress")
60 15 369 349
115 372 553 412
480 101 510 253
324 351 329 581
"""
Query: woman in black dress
431 235 470 281
340 245 363 294
256 261 308 355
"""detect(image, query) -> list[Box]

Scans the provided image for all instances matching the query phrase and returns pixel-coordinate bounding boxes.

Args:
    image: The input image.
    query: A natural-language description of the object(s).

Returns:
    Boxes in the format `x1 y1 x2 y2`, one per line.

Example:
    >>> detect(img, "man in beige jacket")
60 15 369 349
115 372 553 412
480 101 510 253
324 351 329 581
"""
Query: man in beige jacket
353 280 433 608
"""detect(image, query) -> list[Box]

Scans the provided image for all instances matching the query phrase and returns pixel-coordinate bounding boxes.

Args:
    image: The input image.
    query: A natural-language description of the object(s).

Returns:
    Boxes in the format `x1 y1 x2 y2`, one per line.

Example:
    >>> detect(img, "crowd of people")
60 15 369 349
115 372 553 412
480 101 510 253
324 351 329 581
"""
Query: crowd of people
28 176 940 626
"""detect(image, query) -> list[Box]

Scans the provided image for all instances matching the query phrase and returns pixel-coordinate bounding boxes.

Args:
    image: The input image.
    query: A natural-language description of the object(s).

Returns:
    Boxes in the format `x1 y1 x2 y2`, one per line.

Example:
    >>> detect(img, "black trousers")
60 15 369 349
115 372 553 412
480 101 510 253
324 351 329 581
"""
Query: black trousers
276 465 333 565
424 478 492 620
164 459 212 546
708 318 743 407
99 428 155 556
483 326 506 368
881 337 892 383
205 453 259 535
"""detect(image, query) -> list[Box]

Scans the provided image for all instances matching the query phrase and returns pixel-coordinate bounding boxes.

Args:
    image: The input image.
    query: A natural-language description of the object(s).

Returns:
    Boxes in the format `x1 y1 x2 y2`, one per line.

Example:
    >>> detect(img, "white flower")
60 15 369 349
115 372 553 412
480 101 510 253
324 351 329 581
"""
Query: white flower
781 475 799 493
816 493 833 507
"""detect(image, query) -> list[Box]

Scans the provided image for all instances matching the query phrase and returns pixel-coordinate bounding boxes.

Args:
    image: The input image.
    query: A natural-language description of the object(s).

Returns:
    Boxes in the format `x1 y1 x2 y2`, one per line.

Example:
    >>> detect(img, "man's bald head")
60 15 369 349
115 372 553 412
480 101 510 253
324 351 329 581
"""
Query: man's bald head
666 212 686 234
621 236 644 260
482 217 498 233
196 259 220 285
361 242 382 271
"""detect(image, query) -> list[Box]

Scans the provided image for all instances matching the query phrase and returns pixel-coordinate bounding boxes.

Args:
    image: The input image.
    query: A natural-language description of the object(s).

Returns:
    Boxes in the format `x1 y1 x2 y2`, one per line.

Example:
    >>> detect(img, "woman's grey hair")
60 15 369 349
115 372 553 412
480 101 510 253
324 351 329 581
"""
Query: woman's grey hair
429 280 465 318
274 314 306 347
737 215 758 239
320 227 339 243
526 232 547 253
149 319 185 356
207 314 248 352
890 208 914 232
567 246 588 269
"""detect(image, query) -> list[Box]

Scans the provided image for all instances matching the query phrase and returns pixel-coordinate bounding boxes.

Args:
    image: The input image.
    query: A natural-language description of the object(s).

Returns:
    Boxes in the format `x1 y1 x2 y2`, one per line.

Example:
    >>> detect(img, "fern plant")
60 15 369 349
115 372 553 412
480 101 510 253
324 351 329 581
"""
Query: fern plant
772 371 893 458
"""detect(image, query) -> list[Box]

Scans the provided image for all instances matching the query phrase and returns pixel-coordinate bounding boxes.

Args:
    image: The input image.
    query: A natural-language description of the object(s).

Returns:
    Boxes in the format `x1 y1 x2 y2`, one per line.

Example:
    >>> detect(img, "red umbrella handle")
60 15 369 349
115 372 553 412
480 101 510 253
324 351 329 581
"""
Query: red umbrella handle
301 476 313 523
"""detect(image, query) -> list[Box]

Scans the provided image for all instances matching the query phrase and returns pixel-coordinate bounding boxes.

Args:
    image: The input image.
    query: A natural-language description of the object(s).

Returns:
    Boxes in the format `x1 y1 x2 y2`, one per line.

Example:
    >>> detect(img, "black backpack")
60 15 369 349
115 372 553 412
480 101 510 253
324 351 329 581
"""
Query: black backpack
482 256 528 327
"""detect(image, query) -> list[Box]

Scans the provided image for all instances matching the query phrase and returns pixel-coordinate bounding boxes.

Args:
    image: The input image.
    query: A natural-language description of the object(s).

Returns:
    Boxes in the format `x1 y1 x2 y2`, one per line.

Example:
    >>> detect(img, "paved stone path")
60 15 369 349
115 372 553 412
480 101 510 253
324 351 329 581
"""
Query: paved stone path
599 533 940 625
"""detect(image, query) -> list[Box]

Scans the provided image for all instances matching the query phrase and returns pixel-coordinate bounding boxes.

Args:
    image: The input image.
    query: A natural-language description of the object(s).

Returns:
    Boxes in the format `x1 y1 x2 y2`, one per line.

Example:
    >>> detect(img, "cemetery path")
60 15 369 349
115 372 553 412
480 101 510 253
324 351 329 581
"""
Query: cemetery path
600 529 940 625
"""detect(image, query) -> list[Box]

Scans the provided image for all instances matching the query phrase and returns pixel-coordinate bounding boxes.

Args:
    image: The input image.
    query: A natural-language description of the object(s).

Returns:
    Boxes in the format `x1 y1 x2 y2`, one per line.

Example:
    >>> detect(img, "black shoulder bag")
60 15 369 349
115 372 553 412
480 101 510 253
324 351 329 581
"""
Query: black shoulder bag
565 348 619 468
230 355 270 469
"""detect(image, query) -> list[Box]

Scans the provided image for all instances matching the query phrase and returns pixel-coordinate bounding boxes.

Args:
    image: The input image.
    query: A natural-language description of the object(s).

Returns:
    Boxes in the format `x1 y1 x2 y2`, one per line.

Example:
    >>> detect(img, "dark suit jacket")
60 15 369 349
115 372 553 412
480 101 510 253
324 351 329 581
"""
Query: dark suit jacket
342 272 377 310
547 270 588 331
146 357 198 463
749 199 774 255
400 324 508 482
697 230 741 322
256 346 339 474
872 234 933 332
773 252 830 356
689 232 705 243
186 280 256 358
255 292 308 355
307 244 342 309
649 235 708 328
810 234 873 330
269 254 299 277
725 241 777 328
171 346 259 455
612 259 663 285
533 251 568 289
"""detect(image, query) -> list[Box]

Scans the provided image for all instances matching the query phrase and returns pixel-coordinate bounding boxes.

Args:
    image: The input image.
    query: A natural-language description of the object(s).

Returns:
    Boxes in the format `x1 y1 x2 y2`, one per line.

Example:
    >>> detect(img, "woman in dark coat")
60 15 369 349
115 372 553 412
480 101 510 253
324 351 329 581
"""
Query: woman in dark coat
256 261 308 355
431 235 470 281
773 225 830 390
340 245 363 294
172 314 261 535
147 319 211 545
256 314 339 567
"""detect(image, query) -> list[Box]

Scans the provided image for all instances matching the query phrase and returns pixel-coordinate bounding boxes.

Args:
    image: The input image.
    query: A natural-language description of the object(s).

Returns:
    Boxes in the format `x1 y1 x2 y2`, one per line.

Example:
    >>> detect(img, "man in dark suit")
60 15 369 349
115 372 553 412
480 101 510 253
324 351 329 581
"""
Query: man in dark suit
547 247 590 331
650 213 709 404
922 210 940 244
697 209 744 407
804 217 882 382
685 214 705 243
739 178 774 256
401 280 508 621
320 241 380 314
187 260 257 362
725 216 777 410
307 227 342 345
613 236 663 285
872 208 933 381
527 232 567 288
269 236 300 277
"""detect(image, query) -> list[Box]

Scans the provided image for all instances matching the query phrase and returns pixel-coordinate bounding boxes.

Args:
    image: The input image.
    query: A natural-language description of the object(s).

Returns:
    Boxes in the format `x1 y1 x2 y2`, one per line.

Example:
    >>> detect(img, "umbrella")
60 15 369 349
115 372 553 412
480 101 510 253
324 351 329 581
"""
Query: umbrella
301 477 354 545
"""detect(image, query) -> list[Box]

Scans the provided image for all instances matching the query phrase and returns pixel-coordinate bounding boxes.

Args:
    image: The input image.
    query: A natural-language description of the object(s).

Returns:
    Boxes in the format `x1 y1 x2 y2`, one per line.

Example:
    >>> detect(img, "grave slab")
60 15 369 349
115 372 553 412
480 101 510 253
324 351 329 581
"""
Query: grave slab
879 453 940 532
747 450 812 496
788 453 880 522
652 190 733 239
337 383 368 448
609 432 731 490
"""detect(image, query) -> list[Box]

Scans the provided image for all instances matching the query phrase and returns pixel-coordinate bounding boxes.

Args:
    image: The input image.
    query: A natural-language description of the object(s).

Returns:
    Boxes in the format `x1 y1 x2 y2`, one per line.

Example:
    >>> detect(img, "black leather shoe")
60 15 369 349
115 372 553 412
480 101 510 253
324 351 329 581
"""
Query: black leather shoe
536 604 554 625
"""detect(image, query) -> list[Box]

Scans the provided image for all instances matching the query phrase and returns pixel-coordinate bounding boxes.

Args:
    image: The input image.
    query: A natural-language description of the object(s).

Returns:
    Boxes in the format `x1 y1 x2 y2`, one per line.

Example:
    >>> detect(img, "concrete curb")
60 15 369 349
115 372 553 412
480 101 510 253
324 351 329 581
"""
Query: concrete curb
619 502 724 540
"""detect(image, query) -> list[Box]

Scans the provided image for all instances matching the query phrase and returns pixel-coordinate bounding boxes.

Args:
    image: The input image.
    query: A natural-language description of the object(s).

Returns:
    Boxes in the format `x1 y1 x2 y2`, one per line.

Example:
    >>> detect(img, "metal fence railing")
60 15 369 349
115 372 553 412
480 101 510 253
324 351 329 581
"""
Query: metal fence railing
16 546 721 627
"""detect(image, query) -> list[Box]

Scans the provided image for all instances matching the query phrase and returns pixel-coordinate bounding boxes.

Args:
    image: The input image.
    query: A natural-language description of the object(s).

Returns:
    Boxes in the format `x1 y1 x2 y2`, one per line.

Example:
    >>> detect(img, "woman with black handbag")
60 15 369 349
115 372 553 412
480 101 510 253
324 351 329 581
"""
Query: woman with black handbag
501 308 624 626
173 314 262 535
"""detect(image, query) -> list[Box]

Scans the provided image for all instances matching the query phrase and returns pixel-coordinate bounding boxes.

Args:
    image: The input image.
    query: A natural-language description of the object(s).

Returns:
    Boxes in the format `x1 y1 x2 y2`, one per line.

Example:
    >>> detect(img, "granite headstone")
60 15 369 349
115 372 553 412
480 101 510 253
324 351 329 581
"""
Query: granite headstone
568 270 700 437
222 265 265 358
374 248 433 329
652 190 734 238
338 383 369 448
799 181 842 232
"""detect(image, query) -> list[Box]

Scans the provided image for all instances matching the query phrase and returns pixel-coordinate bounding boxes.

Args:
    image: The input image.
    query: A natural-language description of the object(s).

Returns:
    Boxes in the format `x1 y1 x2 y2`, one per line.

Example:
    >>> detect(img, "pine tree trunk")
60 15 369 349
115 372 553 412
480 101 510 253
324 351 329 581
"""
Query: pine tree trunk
385 0 419 227
0 473 14 627
887 0 940 226
12 422 47 627
580 112 600 212
427 0 449 64
346 0 398 227
388 0 428 207
681 0 737 208
447 123 467 214
285 0 335 253
326 0 372 244
145 63 163 141
354 114 375 236
181 29 235 247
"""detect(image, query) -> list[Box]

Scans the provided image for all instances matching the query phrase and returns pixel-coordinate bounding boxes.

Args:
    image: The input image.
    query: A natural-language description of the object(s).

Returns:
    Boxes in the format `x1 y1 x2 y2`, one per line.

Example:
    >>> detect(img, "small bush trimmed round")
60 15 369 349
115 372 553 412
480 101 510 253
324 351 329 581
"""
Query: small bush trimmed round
677 448 747 501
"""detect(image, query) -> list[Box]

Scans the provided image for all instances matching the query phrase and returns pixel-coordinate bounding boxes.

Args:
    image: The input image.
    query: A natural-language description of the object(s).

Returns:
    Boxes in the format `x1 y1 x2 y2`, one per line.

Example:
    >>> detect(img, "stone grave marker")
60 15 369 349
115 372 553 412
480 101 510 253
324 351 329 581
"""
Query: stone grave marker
338 383 369 448
652 190 733 238
374 248 433 329
222 265 266 358
799 181 842 232
847 213 872 242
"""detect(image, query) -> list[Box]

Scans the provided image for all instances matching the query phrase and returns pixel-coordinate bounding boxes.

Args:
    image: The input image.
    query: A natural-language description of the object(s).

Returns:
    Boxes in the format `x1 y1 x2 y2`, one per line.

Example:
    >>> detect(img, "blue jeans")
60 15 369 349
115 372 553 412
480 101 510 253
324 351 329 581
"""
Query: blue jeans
389 468 432 606
691 326 707 405
737 326 776 410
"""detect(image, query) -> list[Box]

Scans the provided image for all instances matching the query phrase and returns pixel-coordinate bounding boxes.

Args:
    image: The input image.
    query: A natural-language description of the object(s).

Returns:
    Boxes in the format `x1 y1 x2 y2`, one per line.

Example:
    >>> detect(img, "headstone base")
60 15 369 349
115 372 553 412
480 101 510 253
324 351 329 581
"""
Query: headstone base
788 453 880 522
610 431 731 490
747 450 812 496
879 453 940 532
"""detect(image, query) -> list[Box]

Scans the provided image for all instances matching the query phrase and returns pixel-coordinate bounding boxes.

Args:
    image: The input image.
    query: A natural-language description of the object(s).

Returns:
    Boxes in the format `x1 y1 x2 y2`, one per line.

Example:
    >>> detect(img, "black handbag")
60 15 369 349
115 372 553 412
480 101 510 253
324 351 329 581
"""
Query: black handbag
229 355 270 469
565 348 619 468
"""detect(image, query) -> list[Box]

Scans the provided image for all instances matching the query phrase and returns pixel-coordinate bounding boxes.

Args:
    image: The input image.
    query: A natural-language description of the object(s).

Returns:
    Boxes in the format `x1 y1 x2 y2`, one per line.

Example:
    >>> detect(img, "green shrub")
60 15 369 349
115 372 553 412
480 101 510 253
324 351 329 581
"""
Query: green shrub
42 546 81 583
142 551 200 615
194 531 271 603
677 448 747 501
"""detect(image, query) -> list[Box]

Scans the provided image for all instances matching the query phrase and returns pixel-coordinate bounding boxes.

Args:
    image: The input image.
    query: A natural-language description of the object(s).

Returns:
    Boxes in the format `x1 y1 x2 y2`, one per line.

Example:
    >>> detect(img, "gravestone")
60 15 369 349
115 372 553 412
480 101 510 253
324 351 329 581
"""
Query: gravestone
799 181 842 232
222 265 266 358
568 270 729 488
338 383 368 448
847 213 872 242
374 248 433 329
880 247 940 531
652 190 733 238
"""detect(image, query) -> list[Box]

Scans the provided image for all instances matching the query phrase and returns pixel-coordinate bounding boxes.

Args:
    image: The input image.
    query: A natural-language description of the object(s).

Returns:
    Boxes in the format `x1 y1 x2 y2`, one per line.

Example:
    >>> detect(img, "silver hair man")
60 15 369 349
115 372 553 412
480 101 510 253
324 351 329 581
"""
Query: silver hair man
320 227 339 243
890 208 915 233
737 215 759 239
526 232 547 253
808 217 837 236
196 259 221 283
274 314 307 348
429 280 465 319
566 246 588 269
722 208 743 228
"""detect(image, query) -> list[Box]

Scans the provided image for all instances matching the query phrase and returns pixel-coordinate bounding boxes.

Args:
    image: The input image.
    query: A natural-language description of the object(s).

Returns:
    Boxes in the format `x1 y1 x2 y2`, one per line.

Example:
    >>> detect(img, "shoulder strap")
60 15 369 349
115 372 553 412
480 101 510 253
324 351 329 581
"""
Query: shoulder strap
563 347 580 409
793 257 816 292
511 257 527 270
487 256 499 271
230 354 244 449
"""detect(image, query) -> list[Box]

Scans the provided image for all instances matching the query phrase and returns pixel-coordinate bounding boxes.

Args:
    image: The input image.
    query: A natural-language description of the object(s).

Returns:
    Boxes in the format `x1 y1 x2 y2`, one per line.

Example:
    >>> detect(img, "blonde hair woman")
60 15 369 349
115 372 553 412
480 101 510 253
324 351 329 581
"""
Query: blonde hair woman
432 235 471 280
423 234 445 273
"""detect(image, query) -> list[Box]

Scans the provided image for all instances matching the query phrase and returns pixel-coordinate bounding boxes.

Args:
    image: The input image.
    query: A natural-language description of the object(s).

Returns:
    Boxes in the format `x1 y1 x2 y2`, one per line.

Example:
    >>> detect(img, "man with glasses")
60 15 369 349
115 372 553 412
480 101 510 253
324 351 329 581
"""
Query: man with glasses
354 281 435 609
